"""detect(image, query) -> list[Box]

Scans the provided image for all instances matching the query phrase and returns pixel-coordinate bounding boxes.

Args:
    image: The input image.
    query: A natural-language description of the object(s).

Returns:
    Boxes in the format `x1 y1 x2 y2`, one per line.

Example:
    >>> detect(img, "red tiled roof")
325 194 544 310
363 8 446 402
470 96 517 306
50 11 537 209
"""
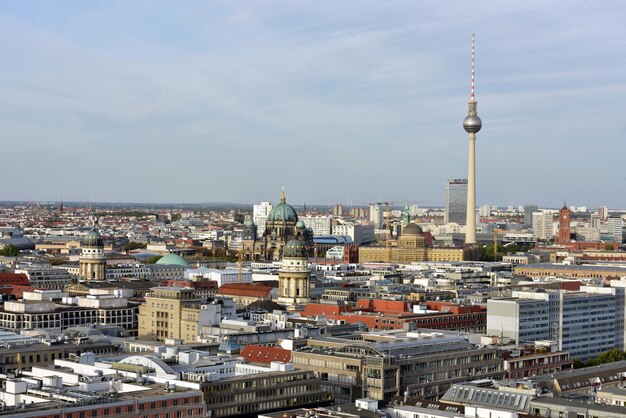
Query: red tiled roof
0 273 30 286
240 345 291 365
300 303 351 317
217 283 272 298
0 285 36 298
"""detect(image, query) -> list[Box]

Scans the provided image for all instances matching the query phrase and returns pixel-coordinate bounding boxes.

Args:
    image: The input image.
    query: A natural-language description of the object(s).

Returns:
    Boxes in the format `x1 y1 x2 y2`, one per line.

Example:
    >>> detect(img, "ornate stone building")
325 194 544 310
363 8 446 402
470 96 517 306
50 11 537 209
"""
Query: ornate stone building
359 222 470 263
277 239 311 311
79 225 106 281
242 191 313 261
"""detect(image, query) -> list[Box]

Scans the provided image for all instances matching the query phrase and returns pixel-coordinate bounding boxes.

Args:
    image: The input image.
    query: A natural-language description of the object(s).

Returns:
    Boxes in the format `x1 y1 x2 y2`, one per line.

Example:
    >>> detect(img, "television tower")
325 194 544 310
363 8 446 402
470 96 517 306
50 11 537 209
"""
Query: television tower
463 33 482 245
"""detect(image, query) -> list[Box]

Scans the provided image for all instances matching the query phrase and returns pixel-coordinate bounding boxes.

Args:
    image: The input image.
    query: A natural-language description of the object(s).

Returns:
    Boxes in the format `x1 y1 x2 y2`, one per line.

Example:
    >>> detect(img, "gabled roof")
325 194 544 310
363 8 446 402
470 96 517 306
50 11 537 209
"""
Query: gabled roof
240 345 291 365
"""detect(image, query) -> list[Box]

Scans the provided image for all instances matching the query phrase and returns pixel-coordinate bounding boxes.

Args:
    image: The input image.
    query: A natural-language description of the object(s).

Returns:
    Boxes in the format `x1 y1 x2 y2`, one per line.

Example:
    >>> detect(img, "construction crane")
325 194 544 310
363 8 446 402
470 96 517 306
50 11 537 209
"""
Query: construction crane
237 248 243 284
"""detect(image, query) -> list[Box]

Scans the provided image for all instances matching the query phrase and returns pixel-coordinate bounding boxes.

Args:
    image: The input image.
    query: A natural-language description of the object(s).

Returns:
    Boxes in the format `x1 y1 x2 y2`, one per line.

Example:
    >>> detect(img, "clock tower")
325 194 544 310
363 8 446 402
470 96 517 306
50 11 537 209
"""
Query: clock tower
557 204 571 243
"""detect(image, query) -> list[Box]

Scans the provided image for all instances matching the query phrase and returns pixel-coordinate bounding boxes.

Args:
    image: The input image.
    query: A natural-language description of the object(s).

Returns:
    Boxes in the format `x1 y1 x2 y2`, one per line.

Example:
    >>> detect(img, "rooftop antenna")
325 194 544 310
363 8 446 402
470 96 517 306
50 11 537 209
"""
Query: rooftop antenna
470 33 475 102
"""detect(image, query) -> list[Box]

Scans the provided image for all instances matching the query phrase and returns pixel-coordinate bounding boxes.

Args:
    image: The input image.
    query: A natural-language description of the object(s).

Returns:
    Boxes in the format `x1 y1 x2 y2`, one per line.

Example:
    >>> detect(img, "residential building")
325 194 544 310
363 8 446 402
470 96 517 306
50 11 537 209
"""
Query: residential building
333 204 344 217
369 204 382 229
497 340 573 379
333 223 375 245
302 215 333 235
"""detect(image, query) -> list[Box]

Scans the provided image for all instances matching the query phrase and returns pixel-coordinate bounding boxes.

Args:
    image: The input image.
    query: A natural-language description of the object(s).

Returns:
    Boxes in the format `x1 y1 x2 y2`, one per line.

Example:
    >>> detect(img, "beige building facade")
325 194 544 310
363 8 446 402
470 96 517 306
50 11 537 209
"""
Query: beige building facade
138 287 209 343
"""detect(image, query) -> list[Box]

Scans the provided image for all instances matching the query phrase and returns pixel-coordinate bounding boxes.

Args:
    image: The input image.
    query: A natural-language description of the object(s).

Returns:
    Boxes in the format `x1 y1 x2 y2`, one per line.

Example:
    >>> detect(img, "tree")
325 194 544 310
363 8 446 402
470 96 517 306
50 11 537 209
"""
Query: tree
234 213 245 224
145 255 162 264
125 242 147 252
574 348 626 368
0 244 19 257
604 243 615 251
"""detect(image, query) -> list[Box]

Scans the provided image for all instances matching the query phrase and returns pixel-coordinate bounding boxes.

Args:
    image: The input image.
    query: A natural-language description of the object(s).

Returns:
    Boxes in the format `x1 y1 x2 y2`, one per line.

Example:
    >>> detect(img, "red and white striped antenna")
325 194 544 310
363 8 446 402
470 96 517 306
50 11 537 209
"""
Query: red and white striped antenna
470 33 475 102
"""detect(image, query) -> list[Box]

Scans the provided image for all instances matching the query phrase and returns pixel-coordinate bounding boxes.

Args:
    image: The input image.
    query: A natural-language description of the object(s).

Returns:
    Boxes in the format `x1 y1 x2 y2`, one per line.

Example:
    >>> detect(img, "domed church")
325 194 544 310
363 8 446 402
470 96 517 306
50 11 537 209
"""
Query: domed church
79 218 106 280
277 238 311 311
242 190 313 261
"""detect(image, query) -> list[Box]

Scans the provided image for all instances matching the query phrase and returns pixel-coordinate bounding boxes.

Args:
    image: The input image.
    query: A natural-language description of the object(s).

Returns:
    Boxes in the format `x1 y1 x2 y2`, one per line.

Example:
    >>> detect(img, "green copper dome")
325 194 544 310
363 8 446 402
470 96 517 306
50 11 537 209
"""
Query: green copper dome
84 228 104 247
155 253 191 268
283 239 308 258
244 218 255 227
295 220 305 229
267 191 298 222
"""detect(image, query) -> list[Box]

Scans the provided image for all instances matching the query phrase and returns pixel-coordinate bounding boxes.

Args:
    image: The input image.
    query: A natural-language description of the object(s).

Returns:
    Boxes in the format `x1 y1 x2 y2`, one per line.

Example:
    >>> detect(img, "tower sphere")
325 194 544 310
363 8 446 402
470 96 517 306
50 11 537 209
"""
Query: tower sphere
463 114 482 134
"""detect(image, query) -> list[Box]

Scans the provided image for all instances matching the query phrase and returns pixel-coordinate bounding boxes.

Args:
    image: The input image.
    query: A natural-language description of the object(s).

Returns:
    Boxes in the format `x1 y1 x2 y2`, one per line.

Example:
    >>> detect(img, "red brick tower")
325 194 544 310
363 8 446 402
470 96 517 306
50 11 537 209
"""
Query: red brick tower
558 204 571 243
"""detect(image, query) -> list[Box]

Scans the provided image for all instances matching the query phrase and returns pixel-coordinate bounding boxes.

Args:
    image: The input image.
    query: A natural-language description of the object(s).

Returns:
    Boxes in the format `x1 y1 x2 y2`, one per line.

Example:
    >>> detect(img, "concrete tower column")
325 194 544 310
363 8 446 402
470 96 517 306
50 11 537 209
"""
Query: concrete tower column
463 34 482 246
465 132 476 244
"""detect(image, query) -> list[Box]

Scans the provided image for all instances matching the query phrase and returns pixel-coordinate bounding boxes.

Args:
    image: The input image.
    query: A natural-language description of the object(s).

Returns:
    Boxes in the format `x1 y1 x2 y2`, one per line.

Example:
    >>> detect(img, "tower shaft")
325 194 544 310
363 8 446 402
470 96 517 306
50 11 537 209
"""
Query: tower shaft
465 133 476 244
462 34 482 246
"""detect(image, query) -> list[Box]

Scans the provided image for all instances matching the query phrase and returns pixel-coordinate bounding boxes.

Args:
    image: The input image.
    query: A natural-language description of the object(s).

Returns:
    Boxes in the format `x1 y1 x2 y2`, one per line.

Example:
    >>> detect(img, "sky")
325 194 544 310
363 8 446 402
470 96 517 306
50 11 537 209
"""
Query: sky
1 1 625 208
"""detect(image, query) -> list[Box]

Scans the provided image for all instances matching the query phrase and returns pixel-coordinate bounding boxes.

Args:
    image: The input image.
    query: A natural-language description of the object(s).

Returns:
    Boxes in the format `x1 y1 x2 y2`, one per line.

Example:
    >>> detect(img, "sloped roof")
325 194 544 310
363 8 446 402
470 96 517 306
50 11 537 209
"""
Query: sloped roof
240 345 291 365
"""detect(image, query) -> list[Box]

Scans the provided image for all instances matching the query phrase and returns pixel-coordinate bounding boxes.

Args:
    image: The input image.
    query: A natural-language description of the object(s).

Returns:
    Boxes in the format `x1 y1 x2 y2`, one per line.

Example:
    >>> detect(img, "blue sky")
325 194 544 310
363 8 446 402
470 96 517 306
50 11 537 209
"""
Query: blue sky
1 1 625 208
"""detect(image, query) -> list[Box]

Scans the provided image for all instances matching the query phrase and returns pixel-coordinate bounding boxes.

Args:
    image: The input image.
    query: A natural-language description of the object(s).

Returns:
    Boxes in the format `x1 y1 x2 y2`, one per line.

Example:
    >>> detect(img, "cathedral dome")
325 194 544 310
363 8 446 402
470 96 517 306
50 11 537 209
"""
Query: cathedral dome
84 229 104 247
268 202 298 222
295 220 306 230
155 253 191 268
268 191 298 223
244 217 255 227
402 223 424 236
283 239 308 258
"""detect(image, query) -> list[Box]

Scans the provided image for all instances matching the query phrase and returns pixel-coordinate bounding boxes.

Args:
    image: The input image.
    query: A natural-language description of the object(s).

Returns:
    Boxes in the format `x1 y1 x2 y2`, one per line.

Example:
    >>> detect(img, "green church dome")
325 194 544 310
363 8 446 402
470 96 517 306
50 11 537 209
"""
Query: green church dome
84 228 104 248
295 220 306 229
155 253 191 268
267 191 298 222
283 239 308 258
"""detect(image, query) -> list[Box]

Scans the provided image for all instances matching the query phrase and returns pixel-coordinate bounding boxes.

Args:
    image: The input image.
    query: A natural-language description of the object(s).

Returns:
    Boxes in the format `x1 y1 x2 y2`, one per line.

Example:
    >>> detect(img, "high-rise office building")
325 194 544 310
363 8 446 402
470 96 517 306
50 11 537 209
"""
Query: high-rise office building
487 286 622 361
608 217 624 243
350 207 368 218
523 205 538 227
590 213 601 228
598 206 609 221
333 204 344 217
253 201 272 237
445 179 468 225
479 204 491 217
463 34 482 244
369 204 382 229
532 211 554 240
